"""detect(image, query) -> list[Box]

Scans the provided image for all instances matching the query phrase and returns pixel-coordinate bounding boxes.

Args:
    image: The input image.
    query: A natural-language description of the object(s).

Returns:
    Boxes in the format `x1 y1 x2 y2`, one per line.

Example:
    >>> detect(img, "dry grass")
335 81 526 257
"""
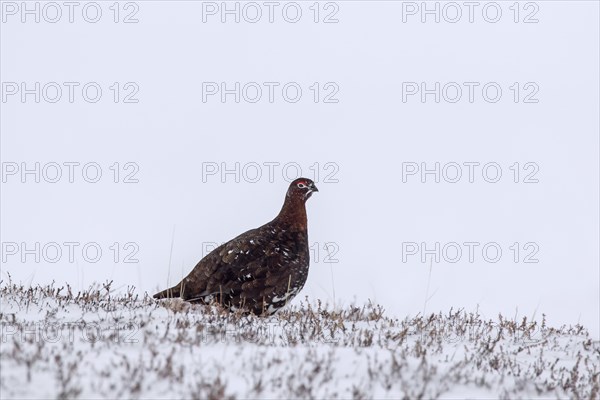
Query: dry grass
0 279 598 399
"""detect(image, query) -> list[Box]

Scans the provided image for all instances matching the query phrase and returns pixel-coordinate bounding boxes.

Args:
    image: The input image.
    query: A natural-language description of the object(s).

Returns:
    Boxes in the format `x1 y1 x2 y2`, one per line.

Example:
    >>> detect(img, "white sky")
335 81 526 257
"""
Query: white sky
1 1 598 338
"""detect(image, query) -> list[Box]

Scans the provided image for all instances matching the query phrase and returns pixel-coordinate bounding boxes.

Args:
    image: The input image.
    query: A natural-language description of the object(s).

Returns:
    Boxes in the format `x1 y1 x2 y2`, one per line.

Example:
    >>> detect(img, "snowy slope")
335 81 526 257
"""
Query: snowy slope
1 281 598 399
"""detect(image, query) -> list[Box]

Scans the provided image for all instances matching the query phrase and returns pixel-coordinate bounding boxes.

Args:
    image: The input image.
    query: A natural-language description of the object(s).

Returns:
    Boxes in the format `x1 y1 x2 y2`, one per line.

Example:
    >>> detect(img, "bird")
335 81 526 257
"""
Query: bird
154 177 319 315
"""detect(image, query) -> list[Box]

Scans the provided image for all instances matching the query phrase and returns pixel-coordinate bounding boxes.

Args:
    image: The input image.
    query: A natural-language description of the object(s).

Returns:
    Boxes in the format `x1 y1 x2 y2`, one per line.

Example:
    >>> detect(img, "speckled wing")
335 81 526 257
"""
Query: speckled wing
178 224 307 311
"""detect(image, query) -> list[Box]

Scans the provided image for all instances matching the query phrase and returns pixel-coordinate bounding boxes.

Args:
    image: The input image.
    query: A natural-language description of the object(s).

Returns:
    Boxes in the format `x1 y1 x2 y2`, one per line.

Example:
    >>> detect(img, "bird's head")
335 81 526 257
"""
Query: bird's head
287 178 319 201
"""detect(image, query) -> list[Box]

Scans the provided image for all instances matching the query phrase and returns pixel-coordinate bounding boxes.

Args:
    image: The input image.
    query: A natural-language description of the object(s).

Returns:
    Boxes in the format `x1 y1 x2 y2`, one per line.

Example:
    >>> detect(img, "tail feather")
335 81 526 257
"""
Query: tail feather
153 283 181 299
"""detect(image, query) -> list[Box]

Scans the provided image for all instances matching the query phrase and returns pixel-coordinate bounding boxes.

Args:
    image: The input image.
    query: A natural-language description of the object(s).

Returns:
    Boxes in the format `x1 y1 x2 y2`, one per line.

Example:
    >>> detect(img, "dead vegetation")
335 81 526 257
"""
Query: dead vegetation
0 279 598 399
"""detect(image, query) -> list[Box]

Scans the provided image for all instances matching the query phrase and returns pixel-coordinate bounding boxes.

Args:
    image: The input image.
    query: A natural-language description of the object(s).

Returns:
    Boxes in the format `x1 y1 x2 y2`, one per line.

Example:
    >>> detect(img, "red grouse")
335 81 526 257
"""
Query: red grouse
154 178 318 315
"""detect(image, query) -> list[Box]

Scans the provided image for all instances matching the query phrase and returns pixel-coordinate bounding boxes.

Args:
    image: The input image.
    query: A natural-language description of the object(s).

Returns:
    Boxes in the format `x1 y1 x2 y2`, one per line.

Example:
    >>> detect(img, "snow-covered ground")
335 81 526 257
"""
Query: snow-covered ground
1 280 598 399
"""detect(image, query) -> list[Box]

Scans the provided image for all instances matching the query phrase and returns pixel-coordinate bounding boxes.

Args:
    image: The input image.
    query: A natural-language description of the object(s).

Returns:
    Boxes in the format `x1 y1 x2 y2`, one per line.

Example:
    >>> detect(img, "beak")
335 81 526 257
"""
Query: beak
305 184 318 199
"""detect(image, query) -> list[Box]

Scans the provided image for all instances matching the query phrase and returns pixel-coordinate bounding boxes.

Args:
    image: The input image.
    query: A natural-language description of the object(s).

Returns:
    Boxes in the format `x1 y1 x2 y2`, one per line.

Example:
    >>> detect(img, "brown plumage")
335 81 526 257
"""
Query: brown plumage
154 178 318 315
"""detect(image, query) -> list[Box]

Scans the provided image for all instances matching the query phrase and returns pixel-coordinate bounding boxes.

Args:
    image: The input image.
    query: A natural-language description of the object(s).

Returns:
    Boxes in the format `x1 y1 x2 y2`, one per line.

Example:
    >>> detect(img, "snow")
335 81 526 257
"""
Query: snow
1 282 598 399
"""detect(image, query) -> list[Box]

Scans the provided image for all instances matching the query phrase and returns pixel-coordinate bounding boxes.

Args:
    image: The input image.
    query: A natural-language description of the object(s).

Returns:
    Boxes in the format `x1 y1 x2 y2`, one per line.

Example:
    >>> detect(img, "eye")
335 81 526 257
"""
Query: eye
297 182 307 189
